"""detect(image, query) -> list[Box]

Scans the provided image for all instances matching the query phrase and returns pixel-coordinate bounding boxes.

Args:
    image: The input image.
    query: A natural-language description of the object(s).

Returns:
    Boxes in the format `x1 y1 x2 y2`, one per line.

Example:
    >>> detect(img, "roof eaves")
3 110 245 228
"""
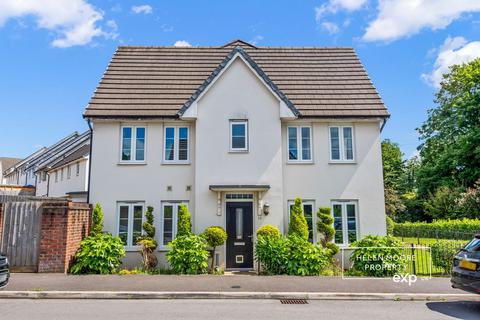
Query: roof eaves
177 46 300 117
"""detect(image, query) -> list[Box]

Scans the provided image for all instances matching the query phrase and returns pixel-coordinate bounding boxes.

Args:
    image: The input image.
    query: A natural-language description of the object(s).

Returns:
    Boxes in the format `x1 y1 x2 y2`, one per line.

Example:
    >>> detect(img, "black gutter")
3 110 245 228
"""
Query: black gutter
380 117 388 132
86 119 93 204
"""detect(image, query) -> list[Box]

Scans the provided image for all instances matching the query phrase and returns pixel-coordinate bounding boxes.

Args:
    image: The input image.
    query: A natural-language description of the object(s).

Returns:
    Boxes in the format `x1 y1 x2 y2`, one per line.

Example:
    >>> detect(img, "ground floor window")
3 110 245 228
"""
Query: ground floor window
117 202 144 247
332 201 358 246
161 202 188 248
288 200 315 243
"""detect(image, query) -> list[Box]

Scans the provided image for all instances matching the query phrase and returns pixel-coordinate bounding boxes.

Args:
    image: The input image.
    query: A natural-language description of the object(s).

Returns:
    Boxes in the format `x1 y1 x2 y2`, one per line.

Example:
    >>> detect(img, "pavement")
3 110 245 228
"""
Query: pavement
2 299 480 320
1 273 479 301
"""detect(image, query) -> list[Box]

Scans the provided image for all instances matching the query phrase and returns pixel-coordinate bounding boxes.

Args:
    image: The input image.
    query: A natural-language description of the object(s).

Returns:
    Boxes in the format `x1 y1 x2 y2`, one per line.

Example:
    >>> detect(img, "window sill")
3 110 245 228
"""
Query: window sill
117 161 147 166
124 246 141 252
228 150 249 153
329 160 356 165
157 247 171 252
162 161 191 165
286 160 314 165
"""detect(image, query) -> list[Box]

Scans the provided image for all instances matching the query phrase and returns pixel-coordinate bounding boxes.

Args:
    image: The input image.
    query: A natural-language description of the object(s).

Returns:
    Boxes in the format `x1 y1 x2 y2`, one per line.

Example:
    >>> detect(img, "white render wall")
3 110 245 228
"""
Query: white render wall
89 57 386 268
47 158 89 199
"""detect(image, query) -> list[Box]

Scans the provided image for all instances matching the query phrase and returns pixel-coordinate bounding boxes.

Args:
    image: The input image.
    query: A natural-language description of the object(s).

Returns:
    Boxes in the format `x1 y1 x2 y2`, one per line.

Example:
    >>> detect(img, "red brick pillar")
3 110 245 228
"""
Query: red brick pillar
38 201 91 273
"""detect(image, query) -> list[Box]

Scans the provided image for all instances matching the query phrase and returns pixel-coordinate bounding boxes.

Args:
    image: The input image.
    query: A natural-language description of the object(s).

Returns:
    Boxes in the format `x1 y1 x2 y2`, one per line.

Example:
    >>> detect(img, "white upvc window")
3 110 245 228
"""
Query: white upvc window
287 126 312 162
164 126 189 163
331 201 358 246
230 120 248 152
117 202 145 248
121 126 146 162
329 126 355 162
288 200 315 243
160 202 188 248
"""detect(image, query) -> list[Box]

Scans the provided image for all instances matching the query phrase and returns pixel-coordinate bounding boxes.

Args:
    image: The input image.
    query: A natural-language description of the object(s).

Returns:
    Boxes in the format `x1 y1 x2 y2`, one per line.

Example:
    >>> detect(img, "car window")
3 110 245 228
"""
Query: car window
464 238 480 252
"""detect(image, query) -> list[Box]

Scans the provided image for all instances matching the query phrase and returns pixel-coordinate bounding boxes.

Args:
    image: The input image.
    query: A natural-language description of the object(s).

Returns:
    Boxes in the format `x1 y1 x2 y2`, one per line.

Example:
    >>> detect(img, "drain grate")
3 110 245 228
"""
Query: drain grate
280 299 308 304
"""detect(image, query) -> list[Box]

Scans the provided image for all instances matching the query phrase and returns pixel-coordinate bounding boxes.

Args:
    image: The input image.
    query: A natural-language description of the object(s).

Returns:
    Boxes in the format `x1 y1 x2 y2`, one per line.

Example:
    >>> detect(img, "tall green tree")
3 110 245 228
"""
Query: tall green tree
91 203 104 236
381 139 406 217
416 58 480 197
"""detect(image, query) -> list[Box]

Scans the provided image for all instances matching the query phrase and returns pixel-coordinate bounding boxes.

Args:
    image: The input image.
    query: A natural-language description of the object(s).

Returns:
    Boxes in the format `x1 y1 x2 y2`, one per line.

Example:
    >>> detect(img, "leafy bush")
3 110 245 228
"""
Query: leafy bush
424 186 462 220
350 235 406 277
70 233 125 274
91 203 104 236
456 180 480 219
137 206 158 271
284 235 330 276
386 216 395 236
256 224 281 239
316 207 339 255
201 226 227 271
287 197 309 241
393 218 480 240
431 240 468 273
166 235 209 274
177 204 192 237
255 235 288 275
255 234 330 276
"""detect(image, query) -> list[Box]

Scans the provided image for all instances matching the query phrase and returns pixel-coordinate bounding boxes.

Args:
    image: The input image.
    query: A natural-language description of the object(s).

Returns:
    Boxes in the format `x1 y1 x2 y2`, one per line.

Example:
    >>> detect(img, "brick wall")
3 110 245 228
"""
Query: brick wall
37 201 91 273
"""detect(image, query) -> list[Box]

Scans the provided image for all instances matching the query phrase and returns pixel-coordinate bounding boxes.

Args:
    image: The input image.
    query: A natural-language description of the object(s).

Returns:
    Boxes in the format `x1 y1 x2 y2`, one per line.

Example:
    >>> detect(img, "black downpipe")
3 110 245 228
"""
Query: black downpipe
86 119 93 204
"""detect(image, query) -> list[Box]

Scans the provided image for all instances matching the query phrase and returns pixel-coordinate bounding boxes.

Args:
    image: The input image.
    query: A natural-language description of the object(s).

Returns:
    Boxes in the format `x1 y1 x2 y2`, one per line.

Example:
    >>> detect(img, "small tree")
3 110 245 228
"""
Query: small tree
287 197 309 241
91 203 104 236
316 207 339 255
201 226 227 271
177 204 192 237
137 206 157 271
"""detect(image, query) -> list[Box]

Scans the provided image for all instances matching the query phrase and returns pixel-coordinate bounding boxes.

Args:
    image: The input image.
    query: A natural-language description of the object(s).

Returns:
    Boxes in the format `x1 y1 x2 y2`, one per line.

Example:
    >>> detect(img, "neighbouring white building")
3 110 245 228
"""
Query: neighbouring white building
84 40 389 270
0 157 21 185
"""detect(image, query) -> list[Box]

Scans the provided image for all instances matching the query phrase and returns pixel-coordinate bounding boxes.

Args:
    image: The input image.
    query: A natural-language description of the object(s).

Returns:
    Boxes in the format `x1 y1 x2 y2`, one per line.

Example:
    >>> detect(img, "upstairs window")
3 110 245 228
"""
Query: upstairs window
230 120 248 151
121 126 146 162
164 126 189 163
329 126 354 161
288 126 312 162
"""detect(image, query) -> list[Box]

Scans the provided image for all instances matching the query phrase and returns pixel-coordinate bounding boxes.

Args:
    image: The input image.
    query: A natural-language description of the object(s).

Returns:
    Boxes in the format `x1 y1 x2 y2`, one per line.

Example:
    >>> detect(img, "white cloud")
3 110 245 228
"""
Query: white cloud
249 35 264 45
131 4 153 14
0 0 111 48
321 22 340 34
422 36 480 88
363 0 480 42
174 40 191 47
315 0 367 22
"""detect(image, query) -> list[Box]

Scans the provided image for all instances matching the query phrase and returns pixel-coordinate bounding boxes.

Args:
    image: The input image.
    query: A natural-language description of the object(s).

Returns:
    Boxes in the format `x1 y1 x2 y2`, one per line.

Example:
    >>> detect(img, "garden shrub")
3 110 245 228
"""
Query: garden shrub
137 206 158 271
350 235 406 277
201 226 227 271
386 216 395 236
256 224 281 239
255 235 288 275
70 233 125 274
166 234 209 274
91 203 104 236
431 239 468 273
177 204 192 237
288 197 309 241
284 235 330 276
393 218 480 240
316 207 339 255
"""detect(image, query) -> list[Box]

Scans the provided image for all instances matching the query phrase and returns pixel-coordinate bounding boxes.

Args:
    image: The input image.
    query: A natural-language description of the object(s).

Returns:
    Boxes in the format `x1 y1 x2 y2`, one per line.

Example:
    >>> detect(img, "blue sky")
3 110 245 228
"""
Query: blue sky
1 0 479 159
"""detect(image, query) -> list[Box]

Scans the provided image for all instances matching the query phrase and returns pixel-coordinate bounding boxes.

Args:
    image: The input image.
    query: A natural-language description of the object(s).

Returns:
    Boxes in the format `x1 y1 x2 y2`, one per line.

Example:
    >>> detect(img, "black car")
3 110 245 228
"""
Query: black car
0 253 9 289
451 235 480 294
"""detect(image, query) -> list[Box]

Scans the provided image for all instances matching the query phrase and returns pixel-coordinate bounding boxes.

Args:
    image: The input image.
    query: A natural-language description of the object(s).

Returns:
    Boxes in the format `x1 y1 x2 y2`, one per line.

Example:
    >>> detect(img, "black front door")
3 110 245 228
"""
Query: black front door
226 202 254 269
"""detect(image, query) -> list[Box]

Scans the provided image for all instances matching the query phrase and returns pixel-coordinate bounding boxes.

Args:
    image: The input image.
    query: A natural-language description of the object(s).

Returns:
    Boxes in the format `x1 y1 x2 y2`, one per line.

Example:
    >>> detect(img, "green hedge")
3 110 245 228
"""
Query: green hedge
431 240 469 274
393 219 480 240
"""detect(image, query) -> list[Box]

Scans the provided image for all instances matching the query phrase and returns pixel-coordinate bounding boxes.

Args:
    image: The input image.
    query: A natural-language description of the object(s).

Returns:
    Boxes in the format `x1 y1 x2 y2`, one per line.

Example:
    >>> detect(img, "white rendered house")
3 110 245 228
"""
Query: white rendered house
84 40 389 269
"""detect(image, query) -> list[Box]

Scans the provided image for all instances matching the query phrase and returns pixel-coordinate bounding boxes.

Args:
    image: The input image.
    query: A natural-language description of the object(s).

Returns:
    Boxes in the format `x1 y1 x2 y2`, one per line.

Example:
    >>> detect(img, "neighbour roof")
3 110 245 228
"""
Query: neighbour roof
84 40 389 119
0 157 21 172
49 144 90 170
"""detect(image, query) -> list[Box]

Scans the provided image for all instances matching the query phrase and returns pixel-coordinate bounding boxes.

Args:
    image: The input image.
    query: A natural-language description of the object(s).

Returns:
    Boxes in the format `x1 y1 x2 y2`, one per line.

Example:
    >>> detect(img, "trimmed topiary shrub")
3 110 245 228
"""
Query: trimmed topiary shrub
137 206 158 271
177 204 192 237
431 239 468 274
201 226 227 271
166 234 209 274
70 233 125 274
316 207 339 256
91 203 104 236
288 197 309 241
256 224 281 239
350 235 406 277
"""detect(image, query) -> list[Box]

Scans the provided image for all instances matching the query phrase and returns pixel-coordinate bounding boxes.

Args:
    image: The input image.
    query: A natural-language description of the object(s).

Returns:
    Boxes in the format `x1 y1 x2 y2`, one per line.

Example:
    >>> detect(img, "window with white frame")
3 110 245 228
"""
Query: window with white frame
164 126 189 162
230 120 248 151
117 202 144 247
288 200 315 243
331 201 358 246
76 162 80 176
121 126 146 162
288 126 312 161
67 165 71 179
161 202 188 247
329 126 354 161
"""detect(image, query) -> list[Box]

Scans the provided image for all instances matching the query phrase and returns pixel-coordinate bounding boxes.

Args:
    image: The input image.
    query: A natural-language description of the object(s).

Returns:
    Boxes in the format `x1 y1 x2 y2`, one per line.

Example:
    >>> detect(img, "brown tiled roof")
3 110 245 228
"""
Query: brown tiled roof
0 157 21 172
49 144 90 170
84 40 389 118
